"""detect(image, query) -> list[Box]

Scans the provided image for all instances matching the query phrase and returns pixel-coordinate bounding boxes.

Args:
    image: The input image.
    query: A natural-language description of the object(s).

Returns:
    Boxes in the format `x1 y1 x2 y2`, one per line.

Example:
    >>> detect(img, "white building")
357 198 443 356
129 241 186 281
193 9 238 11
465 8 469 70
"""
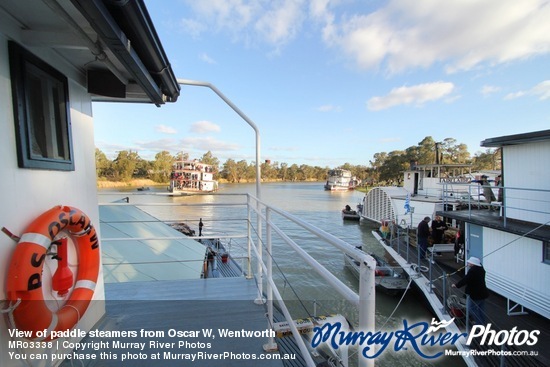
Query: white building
440 130 550 319
0 1 179 366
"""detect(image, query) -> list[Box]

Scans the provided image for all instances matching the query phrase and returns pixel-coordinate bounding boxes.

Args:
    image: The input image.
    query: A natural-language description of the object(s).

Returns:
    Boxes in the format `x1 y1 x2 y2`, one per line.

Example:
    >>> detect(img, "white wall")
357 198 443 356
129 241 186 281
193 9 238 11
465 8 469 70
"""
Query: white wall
0 34 105 367
504 142 550 224
483 228 550 318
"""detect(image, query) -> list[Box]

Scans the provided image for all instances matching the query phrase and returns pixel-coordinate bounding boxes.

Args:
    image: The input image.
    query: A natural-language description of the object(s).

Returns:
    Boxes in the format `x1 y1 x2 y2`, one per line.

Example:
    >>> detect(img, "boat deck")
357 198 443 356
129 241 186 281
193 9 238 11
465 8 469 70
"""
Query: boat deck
60 277 285 367
378 231 550 367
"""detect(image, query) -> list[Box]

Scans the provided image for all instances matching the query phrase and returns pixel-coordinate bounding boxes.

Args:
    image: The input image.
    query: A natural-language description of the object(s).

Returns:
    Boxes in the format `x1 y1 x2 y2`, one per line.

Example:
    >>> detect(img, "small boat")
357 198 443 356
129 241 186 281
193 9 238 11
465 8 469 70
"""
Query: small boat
137 186 150 191
344 247 409 295
342 204 360 221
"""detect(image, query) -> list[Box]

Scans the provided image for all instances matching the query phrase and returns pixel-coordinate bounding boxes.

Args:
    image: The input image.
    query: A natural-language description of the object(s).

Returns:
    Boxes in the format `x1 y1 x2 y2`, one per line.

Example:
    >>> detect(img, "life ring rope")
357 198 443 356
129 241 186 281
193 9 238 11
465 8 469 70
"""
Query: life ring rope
6 206 100 340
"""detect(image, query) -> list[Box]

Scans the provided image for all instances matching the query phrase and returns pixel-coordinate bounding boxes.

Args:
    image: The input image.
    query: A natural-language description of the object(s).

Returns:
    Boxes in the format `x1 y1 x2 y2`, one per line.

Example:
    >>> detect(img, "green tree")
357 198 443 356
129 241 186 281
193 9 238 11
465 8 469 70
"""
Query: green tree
221 159 238 183
472 149 500 171
417 136 437 164
200 151 220 172
95 148 112 178
440 138 470 163
378 151 408 185
151 151 174 183
175 151 189 161
112 150 140 181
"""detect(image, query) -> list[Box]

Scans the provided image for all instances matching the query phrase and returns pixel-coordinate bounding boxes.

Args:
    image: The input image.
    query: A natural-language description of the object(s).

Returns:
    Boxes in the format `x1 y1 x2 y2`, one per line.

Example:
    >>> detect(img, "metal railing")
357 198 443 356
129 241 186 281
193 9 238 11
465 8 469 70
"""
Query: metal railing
98 192 377 367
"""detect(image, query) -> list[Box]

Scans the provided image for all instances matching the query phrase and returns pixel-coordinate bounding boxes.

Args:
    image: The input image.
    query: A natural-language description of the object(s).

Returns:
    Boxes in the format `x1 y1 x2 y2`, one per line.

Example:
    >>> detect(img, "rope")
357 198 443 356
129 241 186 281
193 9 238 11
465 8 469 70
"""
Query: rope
378 277 414 330
0 298 21 314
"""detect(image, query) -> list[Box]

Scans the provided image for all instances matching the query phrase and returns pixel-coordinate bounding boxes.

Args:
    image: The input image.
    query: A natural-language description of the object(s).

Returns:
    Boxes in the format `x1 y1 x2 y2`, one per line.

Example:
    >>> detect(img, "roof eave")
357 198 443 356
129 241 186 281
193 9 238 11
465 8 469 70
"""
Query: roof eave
481 129 550 148
70 0 179 106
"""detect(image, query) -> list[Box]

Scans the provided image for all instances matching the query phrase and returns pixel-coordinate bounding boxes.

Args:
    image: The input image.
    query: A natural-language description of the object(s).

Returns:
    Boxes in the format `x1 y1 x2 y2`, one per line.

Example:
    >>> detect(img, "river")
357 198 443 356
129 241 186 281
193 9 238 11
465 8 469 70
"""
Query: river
99 182 465 367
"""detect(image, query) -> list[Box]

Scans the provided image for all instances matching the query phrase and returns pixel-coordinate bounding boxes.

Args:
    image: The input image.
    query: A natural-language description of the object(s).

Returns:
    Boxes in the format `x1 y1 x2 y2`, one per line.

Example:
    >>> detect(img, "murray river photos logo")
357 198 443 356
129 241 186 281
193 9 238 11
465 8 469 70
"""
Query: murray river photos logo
310 318 540 359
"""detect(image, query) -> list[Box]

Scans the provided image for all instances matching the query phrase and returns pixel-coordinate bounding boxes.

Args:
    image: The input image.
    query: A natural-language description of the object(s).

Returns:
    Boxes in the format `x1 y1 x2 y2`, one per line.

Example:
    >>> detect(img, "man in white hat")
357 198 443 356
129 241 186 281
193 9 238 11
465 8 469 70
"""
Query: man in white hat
452 256 489 325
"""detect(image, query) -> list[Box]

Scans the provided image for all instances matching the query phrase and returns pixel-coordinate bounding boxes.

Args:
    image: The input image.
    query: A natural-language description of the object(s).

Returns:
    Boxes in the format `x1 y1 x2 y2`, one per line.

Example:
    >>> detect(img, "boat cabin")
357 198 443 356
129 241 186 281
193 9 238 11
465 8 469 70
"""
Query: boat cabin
438 129 550 320
0 1 178 366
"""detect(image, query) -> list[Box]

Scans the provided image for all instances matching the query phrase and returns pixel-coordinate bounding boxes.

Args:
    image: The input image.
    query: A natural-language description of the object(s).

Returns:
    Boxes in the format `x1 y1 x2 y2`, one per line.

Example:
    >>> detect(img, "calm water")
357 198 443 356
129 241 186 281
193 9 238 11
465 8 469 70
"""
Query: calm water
99 182 464 367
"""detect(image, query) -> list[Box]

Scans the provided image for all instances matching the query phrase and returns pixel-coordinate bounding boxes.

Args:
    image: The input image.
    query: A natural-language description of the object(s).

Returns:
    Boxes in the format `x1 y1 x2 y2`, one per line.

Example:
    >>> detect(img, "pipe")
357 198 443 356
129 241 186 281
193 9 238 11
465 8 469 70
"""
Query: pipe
176 79 261 200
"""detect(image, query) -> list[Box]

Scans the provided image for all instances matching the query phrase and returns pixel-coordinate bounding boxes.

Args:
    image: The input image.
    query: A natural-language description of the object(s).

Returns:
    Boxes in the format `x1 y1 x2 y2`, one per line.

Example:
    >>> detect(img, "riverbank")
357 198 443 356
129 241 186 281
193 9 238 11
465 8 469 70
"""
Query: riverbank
96 178 325 188
96 179 165 189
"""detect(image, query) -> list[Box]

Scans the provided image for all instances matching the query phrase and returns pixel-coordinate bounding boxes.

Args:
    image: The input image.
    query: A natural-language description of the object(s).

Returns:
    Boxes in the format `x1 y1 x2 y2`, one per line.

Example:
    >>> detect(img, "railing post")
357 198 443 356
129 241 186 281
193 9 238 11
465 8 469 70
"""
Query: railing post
254 197 265 304
428 258 433 293
246 195 253 279
263 208 277 351
358 256 376 367
442 272 447 314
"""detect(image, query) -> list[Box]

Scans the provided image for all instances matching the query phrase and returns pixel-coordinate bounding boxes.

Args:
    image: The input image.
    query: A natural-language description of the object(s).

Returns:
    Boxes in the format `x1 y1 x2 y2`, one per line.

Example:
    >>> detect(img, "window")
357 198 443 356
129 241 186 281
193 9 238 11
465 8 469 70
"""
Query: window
544 241 550 265
9 41 74 170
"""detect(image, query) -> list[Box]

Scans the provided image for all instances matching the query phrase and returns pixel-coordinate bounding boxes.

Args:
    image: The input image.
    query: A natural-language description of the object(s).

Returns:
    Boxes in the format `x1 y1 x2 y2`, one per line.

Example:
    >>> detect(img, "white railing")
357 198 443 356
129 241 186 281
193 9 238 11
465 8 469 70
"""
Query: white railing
99 192 376 367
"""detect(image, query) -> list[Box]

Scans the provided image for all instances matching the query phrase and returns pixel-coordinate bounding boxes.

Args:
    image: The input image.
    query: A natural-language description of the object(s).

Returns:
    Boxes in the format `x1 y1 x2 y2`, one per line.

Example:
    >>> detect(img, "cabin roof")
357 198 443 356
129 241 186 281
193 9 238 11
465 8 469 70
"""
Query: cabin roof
1 0 179 106
481 129 550 148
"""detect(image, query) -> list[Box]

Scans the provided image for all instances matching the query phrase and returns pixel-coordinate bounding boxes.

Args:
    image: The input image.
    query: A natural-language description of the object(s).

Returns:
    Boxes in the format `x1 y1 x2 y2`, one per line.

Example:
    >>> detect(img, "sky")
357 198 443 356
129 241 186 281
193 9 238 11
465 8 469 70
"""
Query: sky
93 0 550 167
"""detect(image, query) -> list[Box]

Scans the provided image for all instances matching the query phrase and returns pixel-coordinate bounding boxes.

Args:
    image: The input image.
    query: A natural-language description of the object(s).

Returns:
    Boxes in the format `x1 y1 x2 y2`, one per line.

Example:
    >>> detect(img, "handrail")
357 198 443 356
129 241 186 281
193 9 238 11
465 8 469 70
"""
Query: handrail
98 193 376 367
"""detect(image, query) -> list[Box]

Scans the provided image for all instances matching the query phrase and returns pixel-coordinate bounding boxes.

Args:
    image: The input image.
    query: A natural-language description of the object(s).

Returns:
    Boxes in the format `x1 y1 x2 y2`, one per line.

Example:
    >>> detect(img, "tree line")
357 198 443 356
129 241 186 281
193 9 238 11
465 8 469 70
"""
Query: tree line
95 136 500 185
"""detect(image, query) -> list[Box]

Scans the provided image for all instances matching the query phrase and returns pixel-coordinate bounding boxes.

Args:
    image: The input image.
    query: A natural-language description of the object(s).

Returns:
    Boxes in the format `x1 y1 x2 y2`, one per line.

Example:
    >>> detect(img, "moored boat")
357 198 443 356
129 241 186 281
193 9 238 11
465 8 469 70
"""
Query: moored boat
360 163 501 228
344 246 409 295
169 159 218 193
324 168 357 191
342 204 361 221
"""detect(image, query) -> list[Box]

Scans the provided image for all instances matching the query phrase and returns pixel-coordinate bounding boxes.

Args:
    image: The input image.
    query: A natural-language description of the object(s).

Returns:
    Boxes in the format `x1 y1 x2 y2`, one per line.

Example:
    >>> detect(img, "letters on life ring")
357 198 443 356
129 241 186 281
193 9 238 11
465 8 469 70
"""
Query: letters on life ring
6 206 100 340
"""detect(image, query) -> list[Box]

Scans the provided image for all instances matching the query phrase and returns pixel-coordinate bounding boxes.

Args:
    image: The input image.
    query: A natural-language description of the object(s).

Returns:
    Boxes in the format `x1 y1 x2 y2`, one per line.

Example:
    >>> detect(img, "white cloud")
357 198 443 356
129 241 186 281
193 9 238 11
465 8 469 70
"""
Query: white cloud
190 120 221 134
323 0 550 74
367 81 455 111
155 124 178 134
181 0 304 48
181 137 240 151
255 0 304 49
504 79 550 100
531 80 550 100
178 0 550 72
504 91 526 100
199 53 216 64
134 138 181 153
179 18 206 38
481 85 501 96
316 104 341 112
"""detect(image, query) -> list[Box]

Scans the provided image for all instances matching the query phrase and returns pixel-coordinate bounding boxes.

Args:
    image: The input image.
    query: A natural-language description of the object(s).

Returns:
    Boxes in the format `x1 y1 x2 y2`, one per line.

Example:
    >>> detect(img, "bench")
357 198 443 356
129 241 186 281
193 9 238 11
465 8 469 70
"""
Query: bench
427 243 458 262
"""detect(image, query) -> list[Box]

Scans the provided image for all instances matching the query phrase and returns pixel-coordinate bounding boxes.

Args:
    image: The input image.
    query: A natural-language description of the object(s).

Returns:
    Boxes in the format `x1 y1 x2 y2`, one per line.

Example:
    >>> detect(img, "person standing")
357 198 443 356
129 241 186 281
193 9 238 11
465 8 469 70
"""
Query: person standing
480 175 496 209
198 218 204 237
417 216 431 259
431 215 448 244
452 257 489 325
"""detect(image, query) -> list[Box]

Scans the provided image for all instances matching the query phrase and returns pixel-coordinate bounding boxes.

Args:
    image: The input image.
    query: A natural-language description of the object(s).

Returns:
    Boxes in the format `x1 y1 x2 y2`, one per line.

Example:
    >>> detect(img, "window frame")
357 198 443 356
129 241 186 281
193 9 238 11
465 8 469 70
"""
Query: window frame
544 241 550 265
9 41 74 171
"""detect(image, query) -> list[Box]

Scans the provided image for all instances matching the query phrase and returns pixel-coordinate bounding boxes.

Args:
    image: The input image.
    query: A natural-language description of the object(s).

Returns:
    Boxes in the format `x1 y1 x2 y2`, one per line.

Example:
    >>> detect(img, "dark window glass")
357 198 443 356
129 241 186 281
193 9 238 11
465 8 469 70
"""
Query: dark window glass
9 41 74 170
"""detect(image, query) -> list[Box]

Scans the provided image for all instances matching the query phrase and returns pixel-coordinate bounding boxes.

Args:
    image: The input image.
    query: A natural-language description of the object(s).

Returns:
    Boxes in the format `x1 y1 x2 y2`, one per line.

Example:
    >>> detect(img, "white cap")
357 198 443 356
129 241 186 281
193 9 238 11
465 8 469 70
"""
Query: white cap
467 257 481 267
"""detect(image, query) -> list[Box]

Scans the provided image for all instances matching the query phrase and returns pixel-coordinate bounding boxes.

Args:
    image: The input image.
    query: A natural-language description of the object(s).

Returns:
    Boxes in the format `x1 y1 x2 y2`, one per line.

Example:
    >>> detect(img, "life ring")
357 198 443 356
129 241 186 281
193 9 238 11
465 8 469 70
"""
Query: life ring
6 206 100 340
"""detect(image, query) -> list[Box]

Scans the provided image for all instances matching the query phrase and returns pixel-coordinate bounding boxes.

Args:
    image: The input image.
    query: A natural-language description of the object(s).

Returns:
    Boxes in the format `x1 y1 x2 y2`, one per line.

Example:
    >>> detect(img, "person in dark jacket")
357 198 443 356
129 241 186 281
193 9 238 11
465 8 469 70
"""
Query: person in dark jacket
198 218 204 237
417 216 431 259
452 256 489 325
431 215 447 244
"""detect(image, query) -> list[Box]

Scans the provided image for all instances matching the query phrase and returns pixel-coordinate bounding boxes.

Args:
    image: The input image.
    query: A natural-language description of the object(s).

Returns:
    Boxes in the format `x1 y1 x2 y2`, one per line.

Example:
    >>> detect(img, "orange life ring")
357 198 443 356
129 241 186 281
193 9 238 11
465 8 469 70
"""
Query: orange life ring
6 206 100 340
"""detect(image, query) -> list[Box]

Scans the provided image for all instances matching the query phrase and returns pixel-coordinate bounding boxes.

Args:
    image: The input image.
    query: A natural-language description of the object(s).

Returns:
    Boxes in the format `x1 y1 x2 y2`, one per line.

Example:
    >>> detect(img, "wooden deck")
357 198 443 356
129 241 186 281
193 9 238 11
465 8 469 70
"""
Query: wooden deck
380 232 550 367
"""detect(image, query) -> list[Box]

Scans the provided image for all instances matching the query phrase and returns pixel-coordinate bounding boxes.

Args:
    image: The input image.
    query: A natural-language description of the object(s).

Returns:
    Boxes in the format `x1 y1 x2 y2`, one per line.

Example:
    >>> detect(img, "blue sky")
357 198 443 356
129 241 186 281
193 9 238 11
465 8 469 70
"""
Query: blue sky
93 0 550 167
